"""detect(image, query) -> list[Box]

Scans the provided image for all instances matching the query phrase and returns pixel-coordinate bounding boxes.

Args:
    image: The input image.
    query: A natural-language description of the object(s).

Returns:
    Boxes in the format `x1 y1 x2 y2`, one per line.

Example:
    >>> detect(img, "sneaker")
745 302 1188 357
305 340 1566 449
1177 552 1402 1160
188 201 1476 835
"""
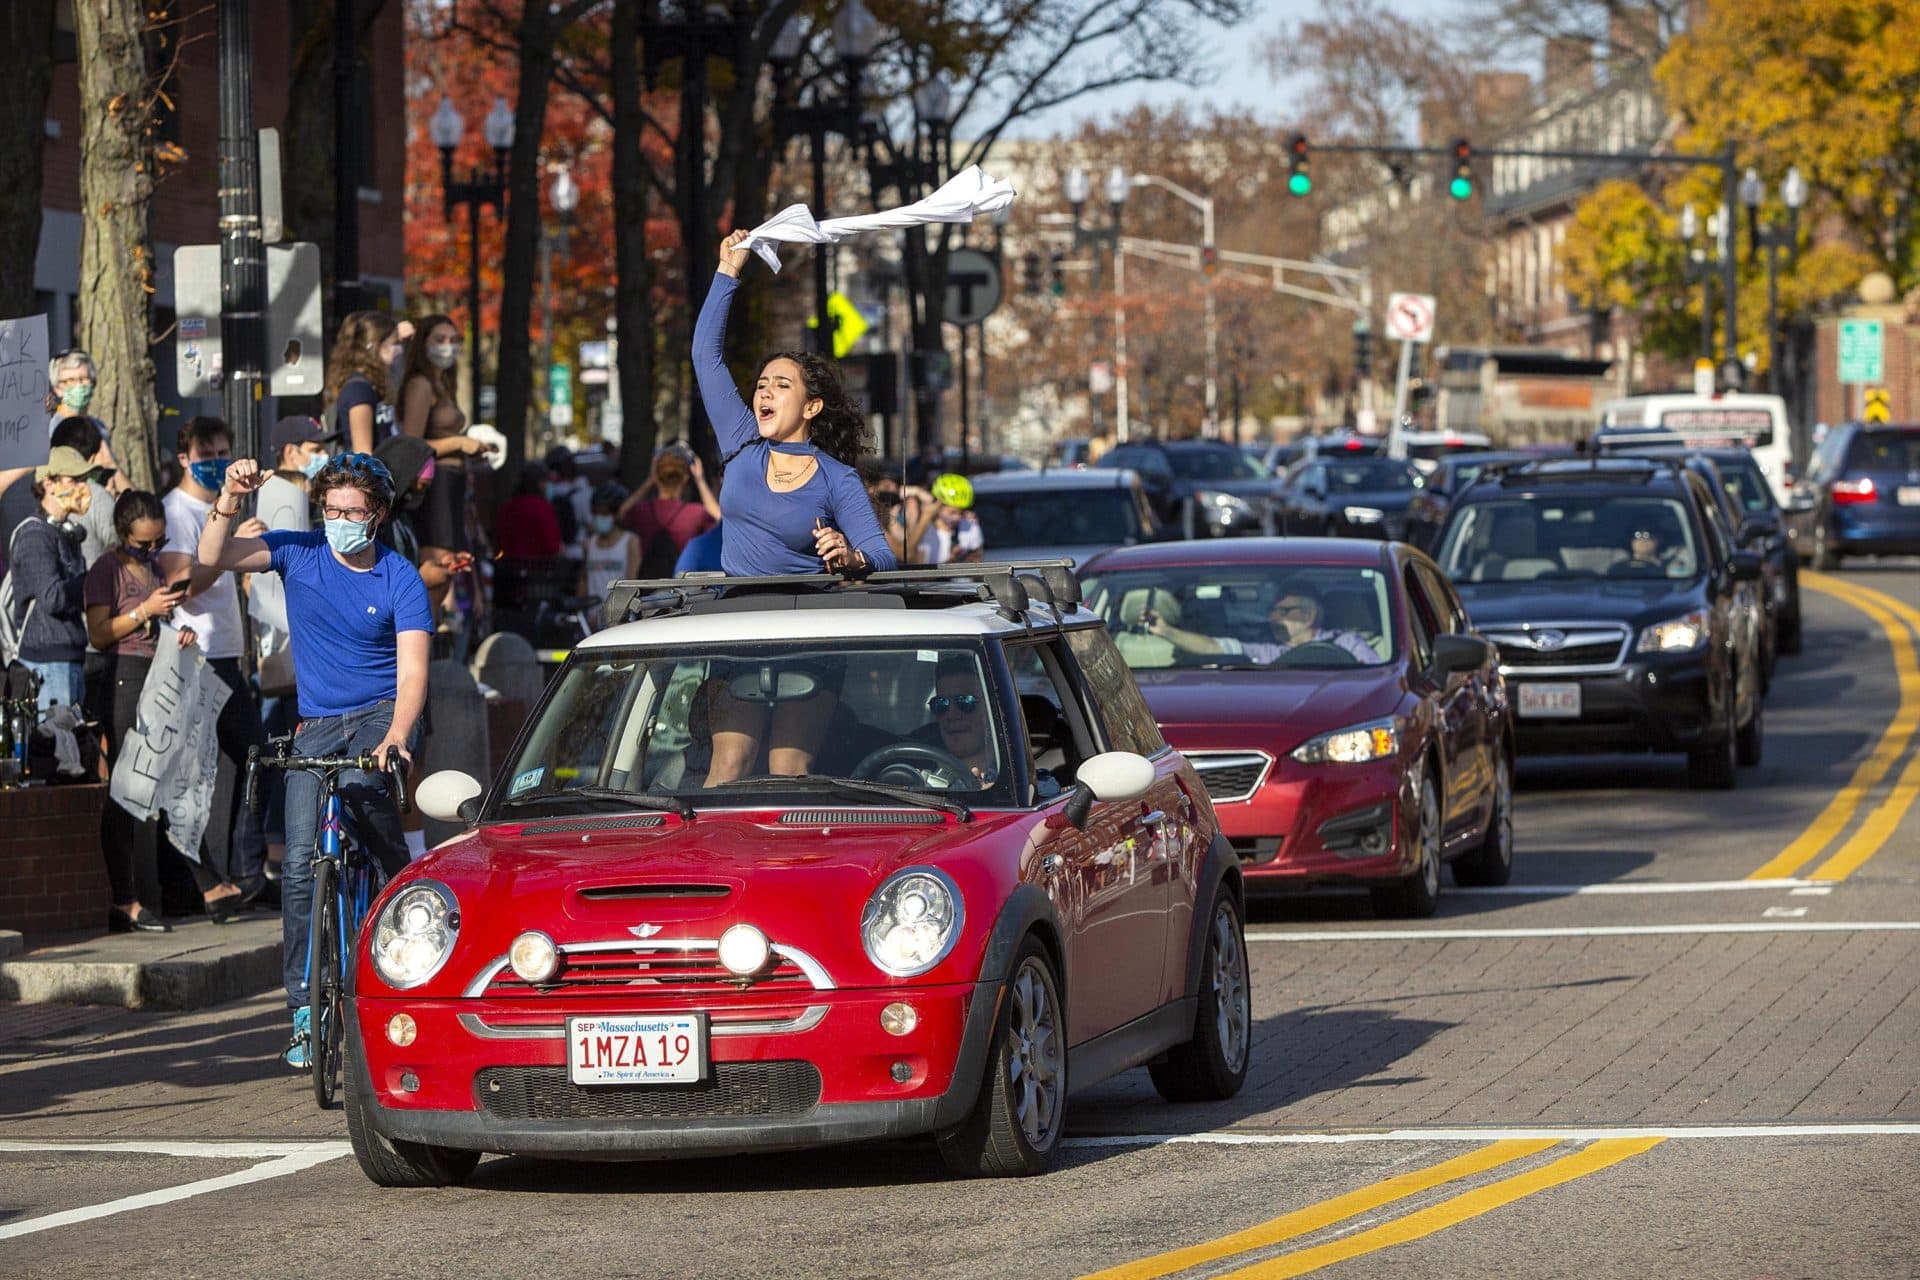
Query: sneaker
283 1007 311 1071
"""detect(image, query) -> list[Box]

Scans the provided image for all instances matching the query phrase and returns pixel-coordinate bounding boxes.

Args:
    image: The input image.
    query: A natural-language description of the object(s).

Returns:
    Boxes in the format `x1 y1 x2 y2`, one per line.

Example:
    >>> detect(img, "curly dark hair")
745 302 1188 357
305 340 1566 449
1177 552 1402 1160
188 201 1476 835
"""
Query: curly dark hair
755 351 870 468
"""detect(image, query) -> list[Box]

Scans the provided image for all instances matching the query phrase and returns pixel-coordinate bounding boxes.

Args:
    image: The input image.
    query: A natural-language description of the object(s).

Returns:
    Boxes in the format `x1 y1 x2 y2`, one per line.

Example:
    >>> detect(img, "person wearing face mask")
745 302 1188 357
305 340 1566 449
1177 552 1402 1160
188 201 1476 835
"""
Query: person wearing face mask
399 314 492 615
198 451 431 1069
616 442 721 579
581 483 639 624
324 311 406 454
0 368 123 572
6 447 94 709
159 415 271 906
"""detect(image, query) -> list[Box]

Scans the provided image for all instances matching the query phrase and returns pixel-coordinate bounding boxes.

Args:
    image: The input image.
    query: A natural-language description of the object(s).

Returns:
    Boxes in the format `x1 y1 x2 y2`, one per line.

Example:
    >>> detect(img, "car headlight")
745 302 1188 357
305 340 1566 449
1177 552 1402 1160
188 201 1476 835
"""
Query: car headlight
371 880 459 989
1195 489 1254 516
1636 608 1710 653
1343 506 1386 524
1290 718 1400 765
861 868 964 977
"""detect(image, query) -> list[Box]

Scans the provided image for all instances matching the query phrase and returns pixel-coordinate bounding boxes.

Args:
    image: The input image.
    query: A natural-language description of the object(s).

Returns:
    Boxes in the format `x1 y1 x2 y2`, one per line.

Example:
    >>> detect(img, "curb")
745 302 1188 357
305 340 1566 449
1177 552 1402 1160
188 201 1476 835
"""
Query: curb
0 930 22 960
0 918 282 1012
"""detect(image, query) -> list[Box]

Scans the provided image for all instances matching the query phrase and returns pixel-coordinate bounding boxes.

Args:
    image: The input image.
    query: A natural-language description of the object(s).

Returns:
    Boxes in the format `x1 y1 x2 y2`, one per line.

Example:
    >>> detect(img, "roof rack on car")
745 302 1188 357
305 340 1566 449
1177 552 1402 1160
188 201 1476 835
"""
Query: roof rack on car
1496 456 1676 485
601 560 1085 628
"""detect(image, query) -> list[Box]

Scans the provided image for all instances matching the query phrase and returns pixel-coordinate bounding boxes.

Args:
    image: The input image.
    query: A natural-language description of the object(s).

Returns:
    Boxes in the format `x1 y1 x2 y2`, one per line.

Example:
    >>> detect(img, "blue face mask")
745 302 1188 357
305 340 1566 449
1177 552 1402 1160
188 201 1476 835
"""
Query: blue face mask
188 458 230 492
299 451 330 480
324 515 375 556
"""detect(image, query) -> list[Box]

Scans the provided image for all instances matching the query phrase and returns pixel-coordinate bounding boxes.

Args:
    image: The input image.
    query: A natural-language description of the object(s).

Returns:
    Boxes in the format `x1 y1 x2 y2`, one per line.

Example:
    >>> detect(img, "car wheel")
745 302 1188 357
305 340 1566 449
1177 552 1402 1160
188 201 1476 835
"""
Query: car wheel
1812 521 1840 571
1779 603 1803 654
1149 892 1252 1103
936 938 1067 1177
1452 754 1514 887
1736 694 1764 767
343 1036 481 1188
1687 697 1738 790
1371 770 1442 918
309 858 343 1111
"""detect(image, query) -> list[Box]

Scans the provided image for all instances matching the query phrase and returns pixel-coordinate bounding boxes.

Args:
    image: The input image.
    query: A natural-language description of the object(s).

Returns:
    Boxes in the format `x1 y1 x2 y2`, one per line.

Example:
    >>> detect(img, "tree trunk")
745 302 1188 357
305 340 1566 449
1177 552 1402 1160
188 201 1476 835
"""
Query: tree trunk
611 0 658 493
0 1 55 322
74 0 159 490
494 3 559 480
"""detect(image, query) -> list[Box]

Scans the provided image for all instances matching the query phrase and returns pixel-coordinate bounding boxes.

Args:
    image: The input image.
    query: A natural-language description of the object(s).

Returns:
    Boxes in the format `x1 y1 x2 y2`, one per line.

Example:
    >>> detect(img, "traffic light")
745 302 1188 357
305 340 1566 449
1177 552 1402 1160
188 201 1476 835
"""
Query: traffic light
1448 138 1474 201
1287 134 1311 197
1353 323 1373 378
1048 250 1066 297
1201 245 1218 276
1020 249 1040 295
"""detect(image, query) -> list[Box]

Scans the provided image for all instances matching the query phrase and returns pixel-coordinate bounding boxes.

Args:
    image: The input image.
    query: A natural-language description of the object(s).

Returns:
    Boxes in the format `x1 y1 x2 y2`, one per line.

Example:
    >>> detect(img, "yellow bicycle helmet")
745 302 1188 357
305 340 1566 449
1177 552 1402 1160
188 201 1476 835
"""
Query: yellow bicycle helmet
931 472 974 509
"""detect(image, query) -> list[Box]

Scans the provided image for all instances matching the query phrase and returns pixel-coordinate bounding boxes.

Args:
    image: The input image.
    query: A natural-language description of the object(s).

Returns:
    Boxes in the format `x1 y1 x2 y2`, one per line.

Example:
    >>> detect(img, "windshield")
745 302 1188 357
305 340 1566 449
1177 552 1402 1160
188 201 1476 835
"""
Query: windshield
1325 460 1418 493
1716 459 1774 513
494 644 1015 814
972 489 1139 548
1167 448 1271 481
1438 495 1702 582
1082 564 1395 670
1844 430 1920 472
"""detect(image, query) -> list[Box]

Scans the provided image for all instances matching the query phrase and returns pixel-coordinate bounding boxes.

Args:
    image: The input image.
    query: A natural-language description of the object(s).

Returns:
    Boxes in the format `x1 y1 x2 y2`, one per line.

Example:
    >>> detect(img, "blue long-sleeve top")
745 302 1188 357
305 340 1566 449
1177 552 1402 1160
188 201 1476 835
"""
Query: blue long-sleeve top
694 271 898 577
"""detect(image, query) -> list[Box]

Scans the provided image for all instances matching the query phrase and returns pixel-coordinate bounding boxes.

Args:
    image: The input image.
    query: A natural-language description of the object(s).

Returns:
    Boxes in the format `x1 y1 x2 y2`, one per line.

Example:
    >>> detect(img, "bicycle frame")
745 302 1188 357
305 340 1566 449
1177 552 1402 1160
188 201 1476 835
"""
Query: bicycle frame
311 769 384 1032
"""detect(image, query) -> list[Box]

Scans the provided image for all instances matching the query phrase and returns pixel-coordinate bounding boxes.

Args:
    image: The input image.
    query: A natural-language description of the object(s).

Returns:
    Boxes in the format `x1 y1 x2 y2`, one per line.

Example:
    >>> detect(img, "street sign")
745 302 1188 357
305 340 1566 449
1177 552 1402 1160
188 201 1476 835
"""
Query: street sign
1839 319 1884 383
1384 292 1436 344
173 242 322 399
549 363 572 429
1089 361 1113 395
944 249 1002 327
1864 388 1891 423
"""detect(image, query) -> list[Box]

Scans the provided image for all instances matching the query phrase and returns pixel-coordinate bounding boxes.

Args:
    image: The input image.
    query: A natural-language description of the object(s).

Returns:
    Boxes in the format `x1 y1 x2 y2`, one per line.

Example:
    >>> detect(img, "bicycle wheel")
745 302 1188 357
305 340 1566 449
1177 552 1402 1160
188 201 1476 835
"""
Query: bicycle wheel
309 857 344 1110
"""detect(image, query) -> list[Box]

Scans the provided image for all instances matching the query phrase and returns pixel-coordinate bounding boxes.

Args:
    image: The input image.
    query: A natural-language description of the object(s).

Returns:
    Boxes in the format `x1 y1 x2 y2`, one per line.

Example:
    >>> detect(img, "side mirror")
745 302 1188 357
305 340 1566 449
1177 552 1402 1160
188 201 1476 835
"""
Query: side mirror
1738 516 1771 545
1431 633 1493 679
1729 550 1764 583
418 770 484 824
1061 751 1157 832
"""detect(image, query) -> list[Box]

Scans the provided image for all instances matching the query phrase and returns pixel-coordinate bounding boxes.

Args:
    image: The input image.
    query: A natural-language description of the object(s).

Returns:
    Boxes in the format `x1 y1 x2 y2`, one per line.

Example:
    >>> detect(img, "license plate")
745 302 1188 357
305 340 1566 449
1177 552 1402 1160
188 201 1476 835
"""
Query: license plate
1517 682 1582 719
1898 486 1920 507
567 1014 706 1085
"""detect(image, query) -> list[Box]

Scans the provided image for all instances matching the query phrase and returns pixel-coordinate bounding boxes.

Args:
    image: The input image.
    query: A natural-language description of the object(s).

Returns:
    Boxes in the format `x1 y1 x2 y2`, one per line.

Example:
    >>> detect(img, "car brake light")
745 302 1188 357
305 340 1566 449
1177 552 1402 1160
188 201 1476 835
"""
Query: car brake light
1345 439 1364 450
1833 478 1877 505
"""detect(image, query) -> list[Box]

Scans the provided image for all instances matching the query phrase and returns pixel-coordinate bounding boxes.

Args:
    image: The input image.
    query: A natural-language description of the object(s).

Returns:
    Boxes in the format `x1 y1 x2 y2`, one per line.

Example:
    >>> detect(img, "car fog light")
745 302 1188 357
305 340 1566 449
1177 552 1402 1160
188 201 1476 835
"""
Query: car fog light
890 1061 914 1083
1361 830 1388 855
508 930 561 984
399 1071 420 1093
386 1013 417 1047
718 924 772 976
880 1002 919 1036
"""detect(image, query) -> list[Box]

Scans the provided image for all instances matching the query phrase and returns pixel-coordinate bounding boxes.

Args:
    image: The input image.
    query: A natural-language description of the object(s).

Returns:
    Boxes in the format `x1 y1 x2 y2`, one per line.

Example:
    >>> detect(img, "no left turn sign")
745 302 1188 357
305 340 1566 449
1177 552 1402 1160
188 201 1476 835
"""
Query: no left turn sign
1385 292 1436 344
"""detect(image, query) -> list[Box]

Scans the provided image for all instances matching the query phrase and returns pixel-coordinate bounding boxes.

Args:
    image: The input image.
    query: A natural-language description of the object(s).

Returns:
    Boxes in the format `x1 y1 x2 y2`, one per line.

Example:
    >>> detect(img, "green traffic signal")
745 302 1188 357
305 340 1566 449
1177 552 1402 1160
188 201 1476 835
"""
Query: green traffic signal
1288 172 1312 197
1449 175 1473 200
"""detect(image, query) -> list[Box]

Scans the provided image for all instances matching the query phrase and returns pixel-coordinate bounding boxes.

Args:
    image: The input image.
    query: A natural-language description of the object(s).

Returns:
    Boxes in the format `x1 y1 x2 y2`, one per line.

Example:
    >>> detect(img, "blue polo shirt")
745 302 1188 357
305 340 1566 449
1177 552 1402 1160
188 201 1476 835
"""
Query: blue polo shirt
264 530 433 719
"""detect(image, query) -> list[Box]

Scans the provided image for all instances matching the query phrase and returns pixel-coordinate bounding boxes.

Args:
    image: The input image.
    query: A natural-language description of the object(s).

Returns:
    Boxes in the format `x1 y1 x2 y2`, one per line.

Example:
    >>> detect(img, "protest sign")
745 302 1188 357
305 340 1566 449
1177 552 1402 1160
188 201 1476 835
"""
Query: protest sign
109 631 233 860
0 315 52 472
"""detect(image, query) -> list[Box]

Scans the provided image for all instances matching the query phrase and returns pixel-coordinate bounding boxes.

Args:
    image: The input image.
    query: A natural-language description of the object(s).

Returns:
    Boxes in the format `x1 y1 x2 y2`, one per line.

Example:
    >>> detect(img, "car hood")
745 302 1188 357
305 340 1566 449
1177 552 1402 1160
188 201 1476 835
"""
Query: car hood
1455 577 1704 629
1133 666 1403 740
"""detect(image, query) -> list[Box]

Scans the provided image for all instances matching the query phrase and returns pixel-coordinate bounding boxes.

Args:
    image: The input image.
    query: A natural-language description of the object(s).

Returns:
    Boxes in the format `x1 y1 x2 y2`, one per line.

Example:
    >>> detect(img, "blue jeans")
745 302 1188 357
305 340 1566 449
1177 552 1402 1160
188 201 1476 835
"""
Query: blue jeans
281 701 416 1011
21 659 83 711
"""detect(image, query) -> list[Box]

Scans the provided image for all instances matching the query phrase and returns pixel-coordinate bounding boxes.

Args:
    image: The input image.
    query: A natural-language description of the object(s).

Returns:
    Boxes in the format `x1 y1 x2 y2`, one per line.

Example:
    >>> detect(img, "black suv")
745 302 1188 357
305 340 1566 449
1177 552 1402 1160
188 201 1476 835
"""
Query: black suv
1431 458 1765 788
1099 439 1283 537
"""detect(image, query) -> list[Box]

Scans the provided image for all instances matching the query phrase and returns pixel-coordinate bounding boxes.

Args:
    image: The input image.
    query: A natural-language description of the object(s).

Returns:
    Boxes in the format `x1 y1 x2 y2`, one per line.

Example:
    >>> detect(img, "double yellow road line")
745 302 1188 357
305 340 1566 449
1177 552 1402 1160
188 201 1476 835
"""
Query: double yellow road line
1081 1137 1663 1280
1750 572 1920 881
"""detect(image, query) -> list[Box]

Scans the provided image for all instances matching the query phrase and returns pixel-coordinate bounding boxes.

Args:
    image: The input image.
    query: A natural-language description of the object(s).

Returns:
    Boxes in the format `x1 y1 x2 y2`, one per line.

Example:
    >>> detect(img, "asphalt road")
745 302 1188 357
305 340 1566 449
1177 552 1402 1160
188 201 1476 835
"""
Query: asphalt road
3 566 1918 1279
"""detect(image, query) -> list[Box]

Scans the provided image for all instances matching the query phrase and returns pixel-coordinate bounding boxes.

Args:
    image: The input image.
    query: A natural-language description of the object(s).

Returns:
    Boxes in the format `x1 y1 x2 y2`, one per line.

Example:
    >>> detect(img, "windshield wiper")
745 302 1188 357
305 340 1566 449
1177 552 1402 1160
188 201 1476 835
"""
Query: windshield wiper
503 787 694 818
716 774 972 821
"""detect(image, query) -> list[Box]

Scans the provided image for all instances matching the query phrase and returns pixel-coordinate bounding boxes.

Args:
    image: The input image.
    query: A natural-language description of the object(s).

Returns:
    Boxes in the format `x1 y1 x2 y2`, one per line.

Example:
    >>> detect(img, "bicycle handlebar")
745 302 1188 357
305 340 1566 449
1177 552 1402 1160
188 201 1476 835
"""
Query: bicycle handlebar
243 744 413 816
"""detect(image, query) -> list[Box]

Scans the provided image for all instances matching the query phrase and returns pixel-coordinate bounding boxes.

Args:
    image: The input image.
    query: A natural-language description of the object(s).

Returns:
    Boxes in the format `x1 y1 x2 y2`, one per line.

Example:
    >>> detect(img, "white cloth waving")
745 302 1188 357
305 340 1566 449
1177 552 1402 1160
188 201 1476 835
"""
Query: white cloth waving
742 165 1018 272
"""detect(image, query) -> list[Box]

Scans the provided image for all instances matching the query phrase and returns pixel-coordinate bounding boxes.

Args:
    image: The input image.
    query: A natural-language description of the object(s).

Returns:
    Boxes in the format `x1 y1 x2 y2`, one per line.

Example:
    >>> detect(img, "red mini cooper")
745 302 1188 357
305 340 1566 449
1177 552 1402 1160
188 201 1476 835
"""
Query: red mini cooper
1080 539 1514 917
345 565 1250 1184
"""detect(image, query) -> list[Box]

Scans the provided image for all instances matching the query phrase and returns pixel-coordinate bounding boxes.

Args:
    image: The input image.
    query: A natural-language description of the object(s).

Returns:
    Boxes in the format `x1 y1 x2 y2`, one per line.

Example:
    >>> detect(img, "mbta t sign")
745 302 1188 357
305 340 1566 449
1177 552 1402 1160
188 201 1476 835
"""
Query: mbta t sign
944 249 1002 327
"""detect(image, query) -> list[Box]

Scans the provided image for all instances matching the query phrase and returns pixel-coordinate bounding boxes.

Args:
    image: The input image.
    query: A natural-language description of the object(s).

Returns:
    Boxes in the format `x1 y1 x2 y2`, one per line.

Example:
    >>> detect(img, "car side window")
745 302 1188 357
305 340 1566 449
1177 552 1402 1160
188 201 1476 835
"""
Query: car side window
1064 626 1167 758
1413 562 1466 634
1401 566 1437 669
1003 639 1100 801
1689 480 1733 566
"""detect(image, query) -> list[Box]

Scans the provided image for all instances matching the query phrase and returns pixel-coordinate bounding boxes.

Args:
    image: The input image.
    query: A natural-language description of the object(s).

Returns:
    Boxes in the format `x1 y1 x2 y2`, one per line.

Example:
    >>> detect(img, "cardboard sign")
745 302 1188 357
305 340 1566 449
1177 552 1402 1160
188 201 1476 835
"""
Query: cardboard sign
0 314 51 472
108 632 234 862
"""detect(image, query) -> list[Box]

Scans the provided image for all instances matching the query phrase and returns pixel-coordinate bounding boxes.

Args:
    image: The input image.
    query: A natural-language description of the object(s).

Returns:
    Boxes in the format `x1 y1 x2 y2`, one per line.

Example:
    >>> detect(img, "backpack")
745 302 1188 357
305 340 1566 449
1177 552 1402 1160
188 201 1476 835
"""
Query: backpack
0 521 43 668
636 529 681 581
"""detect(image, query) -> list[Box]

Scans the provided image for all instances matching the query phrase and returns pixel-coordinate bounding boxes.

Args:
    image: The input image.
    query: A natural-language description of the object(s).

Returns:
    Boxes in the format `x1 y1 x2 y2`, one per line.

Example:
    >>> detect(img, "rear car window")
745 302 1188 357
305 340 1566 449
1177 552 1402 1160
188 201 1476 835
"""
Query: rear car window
971 490 1138 547
1843 430 1920 472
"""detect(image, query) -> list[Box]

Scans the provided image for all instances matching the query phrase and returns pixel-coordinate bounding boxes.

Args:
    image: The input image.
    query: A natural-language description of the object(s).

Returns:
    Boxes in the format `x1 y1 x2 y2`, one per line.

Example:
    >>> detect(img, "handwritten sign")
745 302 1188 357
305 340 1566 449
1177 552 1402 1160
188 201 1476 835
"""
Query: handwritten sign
0 314 51 471
108 631 233 861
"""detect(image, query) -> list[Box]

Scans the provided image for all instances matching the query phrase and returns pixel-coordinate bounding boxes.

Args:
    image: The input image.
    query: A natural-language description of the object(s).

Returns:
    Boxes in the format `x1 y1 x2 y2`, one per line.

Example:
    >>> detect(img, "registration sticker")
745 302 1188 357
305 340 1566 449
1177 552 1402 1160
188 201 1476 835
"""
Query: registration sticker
508 766 544 796
568 1014 706 1085
1516 682 1582 719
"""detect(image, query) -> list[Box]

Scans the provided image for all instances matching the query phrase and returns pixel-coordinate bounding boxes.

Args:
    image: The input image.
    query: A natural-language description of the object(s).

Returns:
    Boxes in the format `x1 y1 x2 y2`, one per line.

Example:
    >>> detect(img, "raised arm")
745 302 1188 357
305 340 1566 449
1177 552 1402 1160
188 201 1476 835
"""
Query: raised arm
196 458 273 573
696 233 761 458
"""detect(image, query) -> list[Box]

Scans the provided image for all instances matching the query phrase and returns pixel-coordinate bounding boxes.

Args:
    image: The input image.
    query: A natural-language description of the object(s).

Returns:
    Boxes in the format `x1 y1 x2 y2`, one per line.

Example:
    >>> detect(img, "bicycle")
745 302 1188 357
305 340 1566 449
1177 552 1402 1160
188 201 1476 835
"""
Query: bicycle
245 737 411 1109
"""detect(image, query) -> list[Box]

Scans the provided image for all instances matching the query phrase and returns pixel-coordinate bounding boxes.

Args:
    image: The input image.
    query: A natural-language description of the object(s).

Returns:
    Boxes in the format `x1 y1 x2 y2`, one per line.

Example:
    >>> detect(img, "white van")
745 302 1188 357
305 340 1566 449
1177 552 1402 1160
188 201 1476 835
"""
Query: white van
1596 393 1795 503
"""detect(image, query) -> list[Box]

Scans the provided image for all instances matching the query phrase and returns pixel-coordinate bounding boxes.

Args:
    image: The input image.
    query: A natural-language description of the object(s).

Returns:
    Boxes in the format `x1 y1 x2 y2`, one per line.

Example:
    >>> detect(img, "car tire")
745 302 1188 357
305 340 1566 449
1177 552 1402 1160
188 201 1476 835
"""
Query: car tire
1736 695 1764 767
1812 521 1840 571
936 937 1067 1178
1452 754 1514 887
1371 769 1442 918
309 858 343 1111
1779 604 1803 654
343 1036 480 1188
1149 892 1252 1103
1687 698 1738 790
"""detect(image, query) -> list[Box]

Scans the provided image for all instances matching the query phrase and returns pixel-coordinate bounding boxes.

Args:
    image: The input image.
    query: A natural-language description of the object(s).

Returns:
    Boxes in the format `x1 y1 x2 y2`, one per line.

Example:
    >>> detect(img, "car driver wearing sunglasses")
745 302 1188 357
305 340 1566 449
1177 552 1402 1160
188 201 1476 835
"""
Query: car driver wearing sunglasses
924 662 999 788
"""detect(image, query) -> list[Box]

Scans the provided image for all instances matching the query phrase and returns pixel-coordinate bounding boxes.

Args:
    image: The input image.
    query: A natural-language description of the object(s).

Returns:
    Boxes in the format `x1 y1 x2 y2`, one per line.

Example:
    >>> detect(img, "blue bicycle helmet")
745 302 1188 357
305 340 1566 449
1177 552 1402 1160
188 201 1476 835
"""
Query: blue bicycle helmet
314 451 396 510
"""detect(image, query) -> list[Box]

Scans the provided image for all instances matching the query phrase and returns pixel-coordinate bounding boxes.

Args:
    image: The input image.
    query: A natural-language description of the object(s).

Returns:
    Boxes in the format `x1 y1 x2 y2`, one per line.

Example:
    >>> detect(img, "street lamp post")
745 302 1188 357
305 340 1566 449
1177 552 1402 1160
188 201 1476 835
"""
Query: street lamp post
1131 173 1219 439
1064 163 1129 439
1739 166 1807 396
541 163 579 441
431 95 513 428
1679 204 1716 369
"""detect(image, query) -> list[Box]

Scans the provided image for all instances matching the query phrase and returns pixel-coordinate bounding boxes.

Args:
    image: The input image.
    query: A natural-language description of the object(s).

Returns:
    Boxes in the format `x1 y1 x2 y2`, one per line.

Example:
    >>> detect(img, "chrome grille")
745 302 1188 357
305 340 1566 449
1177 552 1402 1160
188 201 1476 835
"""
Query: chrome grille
465 939 836 997
1481 624 1630 674
476 1062 821 1121
1183 751 1274 803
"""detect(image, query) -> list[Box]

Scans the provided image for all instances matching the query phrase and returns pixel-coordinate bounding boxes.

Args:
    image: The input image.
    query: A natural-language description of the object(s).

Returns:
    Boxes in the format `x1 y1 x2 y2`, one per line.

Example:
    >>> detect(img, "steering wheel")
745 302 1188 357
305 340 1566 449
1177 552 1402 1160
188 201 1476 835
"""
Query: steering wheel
852 742 977 790
1268 640 1360 668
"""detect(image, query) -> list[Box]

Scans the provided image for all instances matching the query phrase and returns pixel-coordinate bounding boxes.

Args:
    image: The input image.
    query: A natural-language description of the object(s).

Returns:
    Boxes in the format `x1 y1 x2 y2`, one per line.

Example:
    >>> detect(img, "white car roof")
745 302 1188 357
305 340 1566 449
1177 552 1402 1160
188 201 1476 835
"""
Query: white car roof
580 598 1085 650
972 467 1139 491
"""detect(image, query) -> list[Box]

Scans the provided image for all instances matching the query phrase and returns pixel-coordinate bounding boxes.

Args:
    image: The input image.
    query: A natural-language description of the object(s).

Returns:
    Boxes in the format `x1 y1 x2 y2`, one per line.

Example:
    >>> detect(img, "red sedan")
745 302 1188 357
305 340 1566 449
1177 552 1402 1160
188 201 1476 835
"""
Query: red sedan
1080 539 1514 916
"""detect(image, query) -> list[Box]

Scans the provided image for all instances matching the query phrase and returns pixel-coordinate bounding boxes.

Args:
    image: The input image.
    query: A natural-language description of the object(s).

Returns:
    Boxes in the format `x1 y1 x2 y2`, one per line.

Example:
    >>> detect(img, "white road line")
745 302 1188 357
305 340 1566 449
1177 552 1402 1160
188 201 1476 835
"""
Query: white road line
1762 906 1810 919
1064 1123 1920 1149
1247 921 1920 943
1791 886 1836 897
0 1146 348 1240
0 1140 348 1159
1450 879 1828 896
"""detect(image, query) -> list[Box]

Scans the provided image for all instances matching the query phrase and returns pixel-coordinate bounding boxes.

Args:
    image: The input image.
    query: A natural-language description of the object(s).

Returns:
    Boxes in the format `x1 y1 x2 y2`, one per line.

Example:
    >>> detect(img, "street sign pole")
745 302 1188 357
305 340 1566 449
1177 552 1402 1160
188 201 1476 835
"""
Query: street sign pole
1389 338 1414 459
216 0 266 460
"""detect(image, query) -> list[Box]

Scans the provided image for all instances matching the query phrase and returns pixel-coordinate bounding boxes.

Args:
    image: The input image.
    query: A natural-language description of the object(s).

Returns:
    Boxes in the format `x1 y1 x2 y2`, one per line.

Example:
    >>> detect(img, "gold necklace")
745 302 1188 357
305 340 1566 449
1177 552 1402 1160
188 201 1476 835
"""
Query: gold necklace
770 455 815 483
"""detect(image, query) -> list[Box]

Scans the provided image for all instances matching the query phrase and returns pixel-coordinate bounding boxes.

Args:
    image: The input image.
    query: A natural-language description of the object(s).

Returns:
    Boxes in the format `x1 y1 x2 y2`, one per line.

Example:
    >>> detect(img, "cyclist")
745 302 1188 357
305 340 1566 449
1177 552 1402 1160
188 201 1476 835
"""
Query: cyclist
196 452 432 1069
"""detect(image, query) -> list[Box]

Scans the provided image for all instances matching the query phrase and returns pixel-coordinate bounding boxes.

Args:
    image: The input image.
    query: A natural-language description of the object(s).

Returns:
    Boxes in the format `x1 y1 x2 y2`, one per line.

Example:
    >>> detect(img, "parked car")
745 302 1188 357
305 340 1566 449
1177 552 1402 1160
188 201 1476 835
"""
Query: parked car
970 468 1161 566
1080 538 1512 917
1276 456 1422 541
352 563 1250 1184
1788 421 1920 570
1431 457 1765 788
1100 439 1283 537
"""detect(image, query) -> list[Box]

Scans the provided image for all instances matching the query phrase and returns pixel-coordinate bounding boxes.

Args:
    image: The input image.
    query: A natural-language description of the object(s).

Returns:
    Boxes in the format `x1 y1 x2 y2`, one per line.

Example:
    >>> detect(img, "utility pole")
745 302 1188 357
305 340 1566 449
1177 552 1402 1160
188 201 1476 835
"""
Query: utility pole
216 0 265 459
332 0 360 321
